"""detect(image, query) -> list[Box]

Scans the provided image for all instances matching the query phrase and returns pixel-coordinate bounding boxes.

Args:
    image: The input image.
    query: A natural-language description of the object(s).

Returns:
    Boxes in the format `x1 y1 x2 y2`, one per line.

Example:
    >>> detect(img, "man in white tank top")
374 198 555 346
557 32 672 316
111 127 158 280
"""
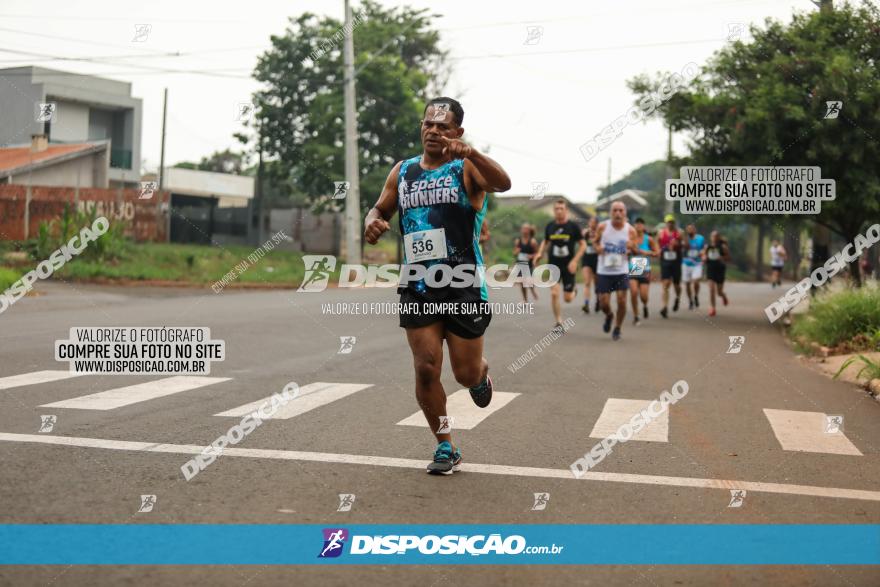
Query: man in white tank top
594 201 638 341
769 240 786 288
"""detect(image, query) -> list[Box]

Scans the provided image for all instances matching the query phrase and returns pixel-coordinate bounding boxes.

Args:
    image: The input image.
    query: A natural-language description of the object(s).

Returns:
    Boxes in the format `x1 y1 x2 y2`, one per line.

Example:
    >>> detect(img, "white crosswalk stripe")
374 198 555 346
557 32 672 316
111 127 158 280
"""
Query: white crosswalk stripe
39 376 230 410
6 370 871 464
590 398 669 443
763 409 863 456
0 370 83 390
215 382 373 420
396 389 520 430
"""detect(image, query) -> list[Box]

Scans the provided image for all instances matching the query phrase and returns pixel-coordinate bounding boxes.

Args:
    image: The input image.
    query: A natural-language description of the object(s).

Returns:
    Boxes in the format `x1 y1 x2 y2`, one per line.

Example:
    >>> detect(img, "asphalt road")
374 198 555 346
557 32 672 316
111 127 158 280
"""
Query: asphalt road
0 279 878 586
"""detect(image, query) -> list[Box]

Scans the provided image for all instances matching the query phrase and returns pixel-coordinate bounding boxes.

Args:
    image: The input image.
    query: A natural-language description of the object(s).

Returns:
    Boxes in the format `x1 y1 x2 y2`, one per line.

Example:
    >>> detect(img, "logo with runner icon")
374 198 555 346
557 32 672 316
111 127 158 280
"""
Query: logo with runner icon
726 336 745 354
436 416 454 434
138 494 157 513
318 528 349 558
823 101 843 119
629 257 648 276
139 181 158 200
333 181 350 200
529 181 549 200
727 489 746 508
429 103 450 122
531 492 550 511
338 336 356 354
824 415 843 434
38 415 56 433
337 494 356 512
298 255 337 292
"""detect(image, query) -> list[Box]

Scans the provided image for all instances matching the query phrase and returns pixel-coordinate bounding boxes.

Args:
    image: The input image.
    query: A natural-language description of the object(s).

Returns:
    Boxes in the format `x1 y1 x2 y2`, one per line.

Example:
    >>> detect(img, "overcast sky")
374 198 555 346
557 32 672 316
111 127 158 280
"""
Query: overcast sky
0 0 817 202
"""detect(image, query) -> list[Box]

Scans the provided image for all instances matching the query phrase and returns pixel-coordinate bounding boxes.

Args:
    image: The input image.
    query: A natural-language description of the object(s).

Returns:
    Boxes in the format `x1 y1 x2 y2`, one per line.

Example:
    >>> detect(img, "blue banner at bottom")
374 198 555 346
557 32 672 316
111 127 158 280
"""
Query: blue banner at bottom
0 525 877 565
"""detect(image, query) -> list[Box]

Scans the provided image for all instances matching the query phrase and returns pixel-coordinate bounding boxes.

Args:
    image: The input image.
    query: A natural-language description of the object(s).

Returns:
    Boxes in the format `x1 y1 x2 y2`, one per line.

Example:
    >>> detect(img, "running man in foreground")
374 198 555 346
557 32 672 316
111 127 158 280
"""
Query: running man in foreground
535 199 585 331
364 97 511 475
629 217 659 325
658 214 683 319
594 201 638 340
705 230 731 317
682 223 706 310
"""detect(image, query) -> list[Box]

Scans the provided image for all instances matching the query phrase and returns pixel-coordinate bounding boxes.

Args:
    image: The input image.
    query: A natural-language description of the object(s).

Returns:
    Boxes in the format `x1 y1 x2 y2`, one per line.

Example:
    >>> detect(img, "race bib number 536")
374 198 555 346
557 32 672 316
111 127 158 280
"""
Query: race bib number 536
405 228 448 262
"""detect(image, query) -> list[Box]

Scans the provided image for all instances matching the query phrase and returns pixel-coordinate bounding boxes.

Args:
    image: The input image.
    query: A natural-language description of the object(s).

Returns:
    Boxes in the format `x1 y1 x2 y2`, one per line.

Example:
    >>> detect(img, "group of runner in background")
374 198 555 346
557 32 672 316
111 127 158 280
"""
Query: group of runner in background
513 199 736 341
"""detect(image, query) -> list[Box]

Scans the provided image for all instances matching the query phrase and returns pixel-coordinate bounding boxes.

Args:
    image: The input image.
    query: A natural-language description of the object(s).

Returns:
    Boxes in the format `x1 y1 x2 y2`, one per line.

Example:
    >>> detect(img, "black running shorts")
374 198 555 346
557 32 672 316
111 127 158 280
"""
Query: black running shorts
552 261 576 293
660 261 681 283
582 253 598 272
596 273 630 293
707 262 726 284
398 288 491 339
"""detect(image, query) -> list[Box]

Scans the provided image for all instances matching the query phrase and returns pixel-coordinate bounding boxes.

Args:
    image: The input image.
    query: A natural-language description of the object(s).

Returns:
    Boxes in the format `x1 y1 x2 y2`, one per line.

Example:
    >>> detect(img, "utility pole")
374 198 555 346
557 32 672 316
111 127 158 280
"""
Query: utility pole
159 88 169 242
342 0 362 264
256 120 264 246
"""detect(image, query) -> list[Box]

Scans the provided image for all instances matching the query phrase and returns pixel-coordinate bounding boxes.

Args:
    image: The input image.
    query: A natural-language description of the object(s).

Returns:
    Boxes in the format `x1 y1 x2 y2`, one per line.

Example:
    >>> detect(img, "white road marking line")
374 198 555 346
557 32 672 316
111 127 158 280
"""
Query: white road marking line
0 432 878 502
0 370 84 390
590 398 668 442
214 382 373 420
763 409 863 456
39 376 230 410
396 389 520 430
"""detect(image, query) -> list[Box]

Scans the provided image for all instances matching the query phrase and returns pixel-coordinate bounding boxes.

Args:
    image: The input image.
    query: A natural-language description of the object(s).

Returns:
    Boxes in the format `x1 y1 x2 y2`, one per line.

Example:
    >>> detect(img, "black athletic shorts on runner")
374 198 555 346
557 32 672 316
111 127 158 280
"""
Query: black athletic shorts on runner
552 261 576 293
582 253 598 272
398 289 491 339
660 261 681 283
633 272 651 285
707 263 726 284
596 273 629 293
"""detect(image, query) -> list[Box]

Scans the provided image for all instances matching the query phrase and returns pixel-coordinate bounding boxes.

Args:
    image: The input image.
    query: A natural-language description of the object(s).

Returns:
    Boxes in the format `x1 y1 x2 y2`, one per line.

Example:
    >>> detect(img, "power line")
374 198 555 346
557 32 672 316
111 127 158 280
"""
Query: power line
0 48 254 79
449 38 725 61
0 25 174 56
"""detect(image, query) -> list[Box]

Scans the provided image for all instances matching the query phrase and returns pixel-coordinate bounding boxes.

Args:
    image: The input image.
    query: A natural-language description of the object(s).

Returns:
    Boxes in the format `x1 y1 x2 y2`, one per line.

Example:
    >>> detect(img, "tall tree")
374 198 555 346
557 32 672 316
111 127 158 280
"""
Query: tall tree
629 0 880 285
243 1 449 213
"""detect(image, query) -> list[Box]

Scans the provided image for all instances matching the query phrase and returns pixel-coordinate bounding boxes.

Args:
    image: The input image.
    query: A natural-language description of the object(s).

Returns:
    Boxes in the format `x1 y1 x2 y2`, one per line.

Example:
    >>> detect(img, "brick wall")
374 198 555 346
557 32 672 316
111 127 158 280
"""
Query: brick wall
0 184 168 242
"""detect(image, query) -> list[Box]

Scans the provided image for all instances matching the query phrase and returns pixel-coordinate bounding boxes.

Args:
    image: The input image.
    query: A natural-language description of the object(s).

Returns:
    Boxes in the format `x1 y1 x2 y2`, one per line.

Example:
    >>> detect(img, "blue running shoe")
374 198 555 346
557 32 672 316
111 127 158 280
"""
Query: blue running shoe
603 313 612 333
426 441 462 475
468 374 493 408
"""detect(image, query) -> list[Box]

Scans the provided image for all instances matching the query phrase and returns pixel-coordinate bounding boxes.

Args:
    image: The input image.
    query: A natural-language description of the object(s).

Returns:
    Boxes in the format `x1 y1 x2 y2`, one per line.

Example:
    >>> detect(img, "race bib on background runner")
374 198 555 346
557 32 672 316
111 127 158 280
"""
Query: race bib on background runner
688 249 700 259
708 249 721 261
517 252 530 263
552 244 570 258
604 253 624 268
405 228 447 262
585 244 596 254
663 250 677 261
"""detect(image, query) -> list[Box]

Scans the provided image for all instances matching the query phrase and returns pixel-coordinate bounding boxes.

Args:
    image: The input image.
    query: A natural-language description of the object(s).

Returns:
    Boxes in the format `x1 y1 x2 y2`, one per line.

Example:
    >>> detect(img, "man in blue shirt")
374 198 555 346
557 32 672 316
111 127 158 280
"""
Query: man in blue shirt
682 223 706 310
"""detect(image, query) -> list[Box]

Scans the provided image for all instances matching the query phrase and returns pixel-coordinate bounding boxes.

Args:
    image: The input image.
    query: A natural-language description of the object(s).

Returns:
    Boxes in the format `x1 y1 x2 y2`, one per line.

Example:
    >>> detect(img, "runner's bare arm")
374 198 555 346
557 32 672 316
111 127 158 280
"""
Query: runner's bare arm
534 239 544 259
462 150 512 194
364 162 401 245
479 221 490 244
514 238 521 256
627 226 639 253
572 234 587 260
650 236 660 257
594 223 606 254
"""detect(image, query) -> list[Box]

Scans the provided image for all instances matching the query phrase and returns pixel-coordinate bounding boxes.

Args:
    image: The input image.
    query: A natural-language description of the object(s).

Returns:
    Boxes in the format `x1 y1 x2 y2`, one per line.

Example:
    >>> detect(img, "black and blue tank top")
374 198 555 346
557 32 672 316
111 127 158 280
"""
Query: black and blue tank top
397 155 488 301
